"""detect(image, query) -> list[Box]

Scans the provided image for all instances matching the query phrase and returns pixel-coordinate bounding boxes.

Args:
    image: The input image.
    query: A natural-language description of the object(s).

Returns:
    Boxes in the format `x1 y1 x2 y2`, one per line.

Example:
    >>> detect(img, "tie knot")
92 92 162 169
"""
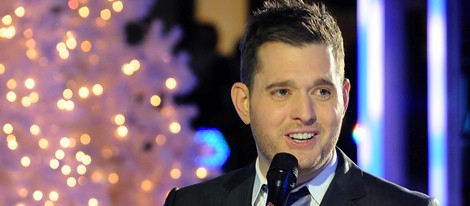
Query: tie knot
286 186 310 206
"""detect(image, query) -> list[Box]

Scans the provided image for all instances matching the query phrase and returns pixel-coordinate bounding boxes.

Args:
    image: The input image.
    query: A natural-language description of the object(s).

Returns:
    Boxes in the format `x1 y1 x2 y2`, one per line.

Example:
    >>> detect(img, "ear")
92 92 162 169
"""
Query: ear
231 82 251 125
342 79 351 116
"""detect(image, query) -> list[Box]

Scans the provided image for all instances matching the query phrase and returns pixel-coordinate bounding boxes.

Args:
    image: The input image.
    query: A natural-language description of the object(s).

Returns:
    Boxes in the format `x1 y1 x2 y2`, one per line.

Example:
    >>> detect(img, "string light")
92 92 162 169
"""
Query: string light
100 9 111 21
112 1 123 12
6 91 16 102
6 134 15 142
165 78 177 90
20 156 31 167
18 187 28 198
65 31 78 50
169 122 181 134
30 124 40 135
196 167 208 179
155 134 166 145
141 179 153 192
39 138 49 149
26 38 38 59
130 59 140 70
78 176 87 186
67 177 77 187
63 89 73 99
170 168 181 179
26 38 36 48
32 190 44 201
108 172 119 184
80 154 92 165
2 15 12 25
57 42 70 59
61 165 72 175
75 151 85 161
81 40 92 52
88 198 99 206
26 48 38 60
121 59 141 76
0 25 16 39
55 150 65 160
14 6 25 17
78 7 90 18
68 0 79 10
64 100 75 111
91 171 105 183
78 86 90 98
24 78 35 89
60 137 71 148
79 134 91 145
150 95 161 107
3 123 14 134
49 159 60 169
116 125 128 139
0 14 16 39
113 114 125 125
29 91 39 103
6 79 17 89
21 96 32 107
7 137 18 150
92 84 103 96
49 191 59 202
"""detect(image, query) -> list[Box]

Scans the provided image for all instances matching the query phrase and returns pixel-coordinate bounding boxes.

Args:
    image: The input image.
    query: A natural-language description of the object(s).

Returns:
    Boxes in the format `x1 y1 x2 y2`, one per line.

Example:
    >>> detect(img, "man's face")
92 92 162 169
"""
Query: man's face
247 42 350 183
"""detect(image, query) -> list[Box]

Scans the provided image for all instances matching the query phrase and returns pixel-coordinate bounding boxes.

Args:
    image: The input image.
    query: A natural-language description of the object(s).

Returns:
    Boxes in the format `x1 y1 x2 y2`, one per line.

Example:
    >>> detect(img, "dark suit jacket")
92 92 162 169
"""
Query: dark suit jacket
164 148 439 206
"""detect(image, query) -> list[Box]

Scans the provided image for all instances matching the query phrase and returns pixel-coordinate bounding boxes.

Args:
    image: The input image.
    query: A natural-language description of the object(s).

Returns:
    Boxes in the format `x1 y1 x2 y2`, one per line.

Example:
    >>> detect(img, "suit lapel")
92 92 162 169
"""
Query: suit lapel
321 148 366 205
216 149 366 206
222 163 256 206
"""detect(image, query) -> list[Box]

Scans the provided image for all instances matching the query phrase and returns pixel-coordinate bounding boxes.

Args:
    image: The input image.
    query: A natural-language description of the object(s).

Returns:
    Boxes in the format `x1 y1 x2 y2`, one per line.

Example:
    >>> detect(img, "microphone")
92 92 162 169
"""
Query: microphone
265 153 299 206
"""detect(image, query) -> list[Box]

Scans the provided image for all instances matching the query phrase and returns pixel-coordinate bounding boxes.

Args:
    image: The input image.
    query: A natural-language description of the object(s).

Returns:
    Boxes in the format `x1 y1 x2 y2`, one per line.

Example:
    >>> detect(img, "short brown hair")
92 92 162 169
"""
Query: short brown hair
239 0 345 90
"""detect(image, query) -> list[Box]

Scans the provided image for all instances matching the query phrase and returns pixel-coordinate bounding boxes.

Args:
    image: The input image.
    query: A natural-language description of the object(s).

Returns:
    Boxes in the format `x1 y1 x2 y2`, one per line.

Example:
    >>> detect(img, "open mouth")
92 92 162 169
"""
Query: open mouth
288 133 315 143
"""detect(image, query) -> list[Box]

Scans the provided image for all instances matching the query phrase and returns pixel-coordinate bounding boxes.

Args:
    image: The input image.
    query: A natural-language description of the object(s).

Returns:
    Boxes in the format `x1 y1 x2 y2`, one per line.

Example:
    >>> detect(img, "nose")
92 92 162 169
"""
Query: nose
291 92 316 125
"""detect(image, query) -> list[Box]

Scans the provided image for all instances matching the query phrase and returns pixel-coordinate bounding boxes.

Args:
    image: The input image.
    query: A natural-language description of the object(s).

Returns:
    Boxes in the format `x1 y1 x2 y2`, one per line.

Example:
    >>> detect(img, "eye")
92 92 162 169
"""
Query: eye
314 88 332 99
317 88 331 96
272 88 290 97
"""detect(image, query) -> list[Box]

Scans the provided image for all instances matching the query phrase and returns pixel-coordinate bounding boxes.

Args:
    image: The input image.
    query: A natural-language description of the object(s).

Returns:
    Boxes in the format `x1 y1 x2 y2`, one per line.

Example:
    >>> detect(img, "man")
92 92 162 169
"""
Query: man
164 0 438 205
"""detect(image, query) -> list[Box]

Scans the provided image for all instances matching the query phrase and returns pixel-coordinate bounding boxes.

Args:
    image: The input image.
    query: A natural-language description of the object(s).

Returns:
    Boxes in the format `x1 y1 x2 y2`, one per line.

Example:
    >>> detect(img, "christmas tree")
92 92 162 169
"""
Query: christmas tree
0 0 228 205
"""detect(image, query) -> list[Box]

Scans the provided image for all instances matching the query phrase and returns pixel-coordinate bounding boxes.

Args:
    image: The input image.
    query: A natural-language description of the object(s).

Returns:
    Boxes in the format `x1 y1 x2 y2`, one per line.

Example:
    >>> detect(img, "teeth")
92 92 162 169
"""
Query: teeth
289 133 314 140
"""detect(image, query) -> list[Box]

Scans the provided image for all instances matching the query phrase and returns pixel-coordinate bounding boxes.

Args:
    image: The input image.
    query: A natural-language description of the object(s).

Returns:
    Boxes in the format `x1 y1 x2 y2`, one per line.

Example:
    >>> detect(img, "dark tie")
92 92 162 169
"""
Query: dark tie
286 186 310 206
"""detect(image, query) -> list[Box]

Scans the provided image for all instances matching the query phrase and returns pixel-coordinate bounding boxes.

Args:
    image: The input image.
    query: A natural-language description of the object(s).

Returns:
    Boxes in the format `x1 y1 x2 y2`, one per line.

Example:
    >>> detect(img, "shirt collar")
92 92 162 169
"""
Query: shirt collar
252 158 267 206
302 149 338 204
251 150 338 205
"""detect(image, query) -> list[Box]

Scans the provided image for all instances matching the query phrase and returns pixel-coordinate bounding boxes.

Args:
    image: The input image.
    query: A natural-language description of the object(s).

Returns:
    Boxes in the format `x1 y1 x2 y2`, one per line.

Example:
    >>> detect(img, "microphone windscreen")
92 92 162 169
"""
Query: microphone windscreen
265 153 299 206
268 153 299 177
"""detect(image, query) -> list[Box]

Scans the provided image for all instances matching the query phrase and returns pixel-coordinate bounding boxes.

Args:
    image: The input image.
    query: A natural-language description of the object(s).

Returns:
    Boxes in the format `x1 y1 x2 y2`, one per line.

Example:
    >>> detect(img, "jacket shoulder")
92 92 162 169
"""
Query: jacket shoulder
327 148 439 206
361 172 439 205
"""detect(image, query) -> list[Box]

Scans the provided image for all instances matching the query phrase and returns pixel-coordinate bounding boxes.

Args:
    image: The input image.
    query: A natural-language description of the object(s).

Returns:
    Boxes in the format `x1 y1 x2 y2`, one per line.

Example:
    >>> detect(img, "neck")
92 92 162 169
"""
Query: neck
296 152 334 186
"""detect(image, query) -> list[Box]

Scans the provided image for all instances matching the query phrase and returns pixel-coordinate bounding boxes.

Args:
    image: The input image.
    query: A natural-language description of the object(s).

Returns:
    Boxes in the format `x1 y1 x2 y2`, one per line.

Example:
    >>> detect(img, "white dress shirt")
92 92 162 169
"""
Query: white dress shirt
252 150 338 206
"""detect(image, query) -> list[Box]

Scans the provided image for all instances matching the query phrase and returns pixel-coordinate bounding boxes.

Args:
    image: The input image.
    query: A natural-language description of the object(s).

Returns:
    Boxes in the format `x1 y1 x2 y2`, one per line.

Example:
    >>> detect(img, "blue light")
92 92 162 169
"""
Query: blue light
357 0 384 177
427 0 447 204
194 128 230 169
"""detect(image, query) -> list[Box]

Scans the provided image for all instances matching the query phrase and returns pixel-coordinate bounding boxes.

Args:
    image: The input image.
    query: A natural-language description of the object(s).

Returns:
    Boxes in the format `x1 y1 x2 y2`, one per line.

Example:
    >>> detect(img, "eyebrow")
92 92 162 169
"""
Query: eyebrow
264 78 336 91
313 78 336 87
265 80 295 91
